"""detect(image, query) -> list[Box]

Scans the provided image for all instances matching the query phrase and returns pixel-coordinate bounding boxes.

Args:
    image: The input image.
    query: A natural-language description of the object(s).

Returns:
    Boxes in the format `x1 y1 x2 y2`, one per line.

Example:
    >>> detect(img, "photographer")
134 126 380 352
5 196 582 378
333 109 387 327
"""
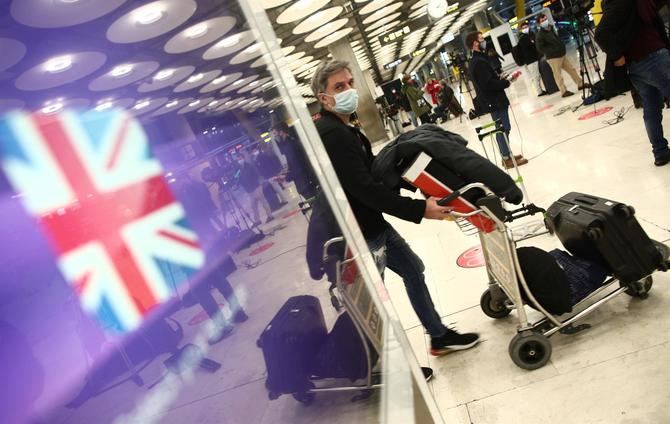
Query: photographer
595 0 670 166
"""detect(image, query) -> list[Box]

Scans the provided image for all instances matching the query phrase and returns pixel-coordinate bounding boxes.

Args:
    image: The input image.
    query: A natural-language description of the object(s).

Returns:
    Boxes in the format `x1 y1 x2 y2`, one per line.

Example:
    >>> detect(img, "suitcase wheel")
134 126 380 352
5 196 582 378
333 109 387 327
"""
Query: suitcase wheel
508 331 552 370
615 205 636 218
621 276 653 299
256 338 262 348
292 391 315 406
268 391 280 401
586 227 604 241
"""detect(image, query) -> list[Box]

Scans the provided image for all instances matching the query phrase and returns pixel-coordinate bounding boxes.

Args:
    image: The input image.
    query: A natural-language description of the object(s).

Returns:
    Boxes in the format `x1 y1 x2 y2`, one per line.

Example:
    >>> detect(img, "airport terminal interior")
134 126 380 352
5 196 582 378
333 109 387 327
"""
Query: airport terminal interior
1 0 669 423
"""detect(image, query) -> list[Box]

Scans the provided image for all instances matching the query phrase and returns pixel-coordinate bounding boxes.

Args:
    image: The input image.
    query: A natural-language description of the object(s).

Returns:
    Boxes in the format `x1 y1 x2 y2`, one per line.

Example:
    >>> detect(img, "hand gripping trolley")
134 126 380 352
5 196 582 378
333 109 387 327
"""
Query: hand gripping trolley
403 152 670 370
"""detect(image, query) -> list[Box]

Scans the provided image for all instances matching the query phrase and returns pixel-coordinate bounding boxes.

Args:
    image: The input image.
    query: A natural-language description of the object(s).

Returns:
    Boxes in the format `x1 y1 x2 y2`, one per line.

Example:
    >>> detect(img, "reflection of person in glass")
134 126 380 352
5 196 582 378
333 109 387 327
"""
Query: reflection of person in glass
311 60 480 357
237 152 274 226
255 142 288 205
177 172 249 345
272 120 319 200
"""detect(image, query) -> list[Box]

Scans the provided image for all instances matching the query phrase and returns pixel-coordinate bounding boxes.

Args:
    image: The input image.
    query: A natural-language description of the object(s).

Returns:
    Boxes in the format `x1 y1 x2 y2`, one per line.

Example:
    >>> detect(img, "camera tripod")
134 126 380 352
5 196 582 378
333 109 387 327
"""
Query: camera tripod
455 62 473 123
570 14 603 103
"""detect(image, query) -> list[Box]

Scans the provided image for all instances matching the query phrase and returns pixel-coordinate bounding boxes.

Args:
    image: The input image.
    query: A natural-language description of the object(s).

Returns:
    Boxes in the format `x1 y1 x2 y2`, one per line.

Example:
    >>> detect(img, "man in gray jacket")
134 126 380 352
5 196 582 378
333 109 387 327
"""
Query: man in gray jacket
536 14 586 97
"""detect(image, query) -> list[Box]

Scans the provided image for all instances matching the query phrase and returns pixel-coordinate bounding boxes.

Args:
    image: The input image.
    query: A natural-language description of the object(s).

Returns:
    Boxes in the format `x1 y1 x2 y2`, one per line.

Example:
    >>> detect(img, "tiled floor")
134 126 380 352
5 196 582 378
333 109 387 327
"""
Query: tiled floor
382 52 670 423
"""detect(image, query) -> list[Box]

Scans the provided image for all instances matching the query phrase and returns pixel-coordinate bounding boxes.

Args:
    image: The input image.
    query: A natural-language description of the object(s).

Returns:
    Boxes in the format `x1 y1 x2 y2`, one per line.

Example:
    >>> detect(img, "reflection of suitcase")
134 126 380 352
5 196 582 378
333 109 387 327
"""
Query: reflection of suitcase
538 58 559 94
546 192 662 283
258 295 327 399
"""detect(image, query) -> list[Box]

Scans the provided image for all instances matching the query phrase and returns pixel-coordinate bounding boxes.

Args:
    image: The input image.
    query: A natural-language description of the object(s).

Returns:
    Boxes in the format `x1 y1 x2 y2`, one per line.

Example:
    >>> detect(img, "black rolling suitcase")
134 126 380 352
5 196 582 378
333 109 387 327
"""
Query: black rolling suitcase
546 192 662 283
538 58 559 94
258 295 327 399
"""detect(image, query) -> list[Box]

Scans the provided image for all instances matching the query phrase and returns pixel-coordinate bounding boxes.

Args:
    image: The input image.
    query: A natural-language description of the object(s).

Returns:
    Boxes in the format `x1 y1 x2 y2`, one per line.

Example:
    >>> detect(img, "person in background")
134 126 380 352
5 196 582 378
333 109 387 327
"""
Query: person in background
595 0 670 166
425 78 443 106
517 21 547 96
256 142 288 206
434 80 464 122
177 172 249 345
536 14 587 98
237 152 274 226
402 75 432 125
272 121 319 199
311 59 480 361
467 31 529 169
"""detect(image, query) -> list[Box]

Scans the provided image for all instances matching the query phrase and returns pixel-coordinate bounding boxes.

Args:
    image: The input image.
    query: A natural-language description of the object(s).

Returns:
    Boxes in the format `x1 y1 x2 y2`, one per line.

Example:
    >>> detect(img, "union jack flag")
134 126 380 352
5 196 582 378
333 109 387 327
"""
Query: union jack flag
0 109 205 333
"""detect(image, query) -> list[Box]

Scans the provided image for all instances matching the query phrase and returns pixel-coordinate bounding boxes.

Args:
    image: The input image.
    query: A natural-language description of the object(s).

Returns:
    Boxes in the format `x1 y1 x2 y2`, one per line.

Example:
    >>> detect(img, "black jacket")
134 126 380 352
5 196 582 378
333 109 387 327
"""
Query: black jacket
315 110 426 240
469 51 511 111
536 28 566 59
256 151 283 179
371 125 523 205
517 32 540 64
238 162 262 193
594 0 670 61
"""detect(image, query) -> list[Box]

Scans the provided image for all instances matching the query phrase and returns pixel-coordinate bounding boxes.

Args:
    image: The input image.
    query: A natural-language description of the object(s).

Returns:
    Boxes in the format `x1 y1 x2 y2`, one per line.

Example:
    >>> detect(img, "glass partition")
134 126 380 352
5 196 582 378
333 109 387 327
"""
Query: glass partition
0 1 443 423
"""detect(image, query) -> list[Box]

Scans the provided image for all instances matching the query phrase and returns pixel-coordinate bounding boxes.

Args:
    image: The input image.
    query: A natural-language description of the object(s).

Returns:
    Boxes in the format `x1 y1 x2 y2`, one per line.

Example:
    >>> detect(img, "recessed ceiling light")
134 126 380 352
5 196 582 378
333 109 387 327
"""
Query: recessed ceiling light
134 100 151 110
154 69 174 80
184 23 208 39
95 100 114 111
59 0 81 3
233 79 244 86
110 64 134 78
188 100 201 107
250 81 260 86
212 76 227 85
217 33 241 48
166 100 179 108
44 55 73 73
134 5 165 25
41 102 64 114
209 100 219 106
244 43 261 53
187 73 204 83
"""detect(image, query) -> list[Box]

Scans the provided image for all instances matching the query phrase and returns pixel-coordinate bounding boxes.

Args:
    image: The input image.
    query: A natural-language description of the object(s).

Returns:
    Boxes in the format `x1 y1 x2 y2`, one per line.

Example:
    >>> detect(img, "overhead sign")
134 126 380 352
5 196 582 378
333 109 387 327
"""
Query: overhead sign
378 15 430 46
383 47 430 70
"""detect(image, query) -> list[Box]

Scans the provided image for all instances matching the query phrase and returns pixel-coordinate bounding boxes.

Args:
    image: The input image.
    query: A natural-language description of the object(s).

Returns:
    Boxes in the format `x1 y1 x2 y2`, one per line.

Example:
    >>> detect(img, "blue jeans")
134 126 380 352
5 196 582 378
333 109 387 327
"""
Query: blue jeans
628 49 670 160
490 107 512 158
367 225 447 338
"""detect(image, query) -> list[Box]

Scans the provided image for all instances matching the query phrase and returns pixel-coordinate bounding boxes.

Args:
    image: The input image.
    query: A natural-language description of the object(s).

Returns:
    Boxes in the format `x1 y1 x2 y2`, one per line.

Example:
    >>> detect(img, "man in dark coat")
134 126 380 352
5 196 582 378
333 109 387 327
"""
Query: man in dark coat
310 59 480 357
467 31 529 169
595 0 670 166
517 21 546 96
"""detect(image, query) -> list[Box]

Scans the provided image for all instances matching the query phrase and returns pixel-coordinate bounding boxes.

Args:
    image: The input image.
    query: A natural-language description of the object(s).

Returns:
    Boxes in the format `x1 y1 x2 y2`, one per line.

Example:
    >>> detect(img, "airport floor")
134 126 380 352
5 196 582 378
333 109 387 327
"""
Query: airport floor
383 59 670 423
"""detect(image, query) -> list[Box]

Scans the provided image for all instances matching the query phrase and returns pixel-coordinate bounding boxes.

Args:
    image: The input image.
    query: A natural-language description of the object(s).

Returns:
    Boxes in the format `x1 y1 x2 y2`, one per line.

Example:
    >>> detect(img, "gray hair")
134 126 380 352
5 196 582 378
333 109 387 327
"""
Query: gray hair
310 60 352 97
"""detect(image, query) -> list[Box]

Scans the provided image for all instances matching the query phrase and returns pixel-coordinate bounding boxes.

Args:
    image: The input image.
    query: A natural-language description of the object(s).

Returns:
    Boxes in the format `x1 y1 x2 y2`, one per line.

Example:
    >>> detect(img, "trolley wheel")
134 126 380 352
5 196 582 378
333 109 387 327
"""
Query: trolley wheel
622 276 653 299
293 392 316 406
508 331 552 370
480 289 511 319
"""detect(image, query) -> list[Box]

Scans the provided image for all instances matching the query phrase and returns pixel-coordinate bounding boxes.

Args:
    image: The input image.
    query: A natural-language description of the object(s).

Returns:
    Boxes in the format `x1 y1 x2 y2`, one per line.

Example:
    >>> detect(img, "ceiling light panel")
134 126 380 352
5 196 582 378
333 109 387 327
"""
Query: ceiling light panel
293 6 343 34
276 0 332 25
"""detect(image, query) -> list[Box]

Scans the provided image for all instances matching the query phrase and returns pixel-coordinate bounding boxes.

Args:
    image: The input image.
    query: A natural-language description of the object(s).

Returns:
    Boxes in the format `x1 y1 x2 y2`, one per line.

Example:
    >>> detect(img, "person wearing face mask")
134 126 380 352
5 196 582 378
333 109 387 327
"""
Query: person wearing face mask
536 14 587 98
401 74 432 125
311 60 481 359
467 32 529 169
517 21 547 96
237 152 274 226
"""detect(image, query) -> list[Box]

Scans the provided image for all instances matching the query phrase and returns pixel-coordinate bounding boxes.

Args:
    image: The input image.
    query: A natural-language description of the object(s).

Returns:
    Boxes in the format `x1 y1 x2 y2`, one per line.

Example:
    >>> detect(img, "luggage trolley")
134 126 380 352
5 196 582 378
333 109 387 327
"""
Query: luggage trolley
403 152 669 370
260 236 383 407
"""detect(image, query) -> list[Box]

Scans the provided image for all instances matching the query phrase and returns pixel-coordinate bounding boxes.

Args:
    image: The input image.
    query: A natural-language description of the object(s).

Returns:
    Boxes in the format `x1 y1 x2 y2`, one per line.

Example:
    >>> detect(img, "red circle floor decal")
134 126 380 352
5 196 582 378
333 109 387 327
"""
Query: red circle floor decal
579 106 613 120
249 242 275 256
189 304 226 326
457 246 485 268
282 209 302 219
531 104 554 115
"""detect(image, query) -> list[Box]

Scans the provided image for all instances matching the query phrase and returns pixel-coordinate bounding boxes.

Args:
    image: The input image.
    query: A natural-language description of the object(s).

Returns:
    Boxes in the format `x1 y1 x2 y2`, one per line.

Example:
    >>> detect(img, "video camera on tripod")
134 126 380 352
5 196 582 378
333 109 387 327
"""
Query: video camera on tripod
555 0 595 19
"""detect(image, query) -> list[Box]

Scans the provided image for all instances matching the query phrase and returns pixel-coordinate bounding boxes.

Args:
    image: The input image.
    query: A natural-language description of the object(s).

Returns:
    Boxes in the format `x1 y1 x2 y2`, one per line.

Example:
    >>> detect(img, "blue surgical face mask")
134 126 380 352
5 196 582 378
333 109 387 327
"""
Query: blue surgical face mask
328 88 359 115
479 40 487 51
540 20 550 29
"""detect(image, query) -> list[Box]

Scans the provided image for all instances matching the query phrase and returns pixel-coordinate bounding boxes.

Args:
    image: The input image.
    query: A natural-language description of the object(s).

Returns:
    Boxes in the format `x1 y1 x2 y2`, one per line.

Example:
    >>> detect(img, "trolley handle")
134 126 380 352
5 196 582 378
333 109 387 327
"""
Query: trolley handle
437 182 495 207
504 203 546 222
475 119 502 134
322 236 346 264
